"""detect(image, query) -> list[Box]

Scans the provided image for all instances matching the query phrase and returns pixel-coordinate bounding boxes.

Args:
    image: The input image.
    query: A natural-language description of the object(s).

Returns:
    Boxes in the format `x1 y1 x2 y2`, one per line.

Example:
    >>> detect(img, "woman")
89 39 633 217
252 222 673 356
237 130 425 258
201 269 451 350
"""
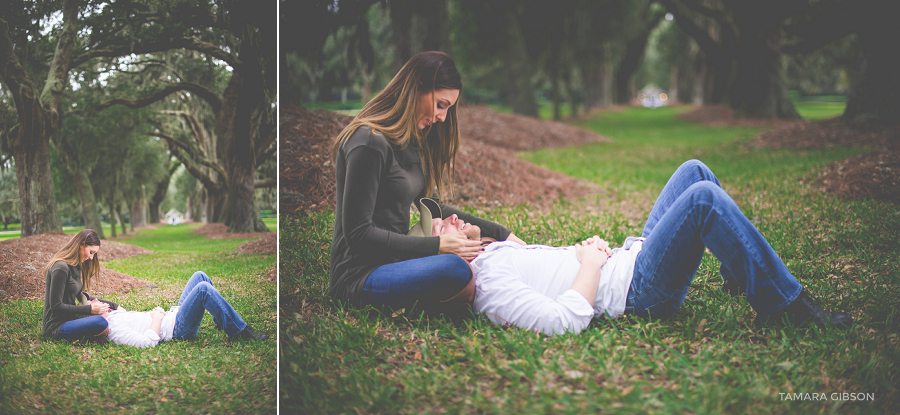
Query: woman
432 160 852 335
42 229 118 341
102 271 267 348
329 51 525 313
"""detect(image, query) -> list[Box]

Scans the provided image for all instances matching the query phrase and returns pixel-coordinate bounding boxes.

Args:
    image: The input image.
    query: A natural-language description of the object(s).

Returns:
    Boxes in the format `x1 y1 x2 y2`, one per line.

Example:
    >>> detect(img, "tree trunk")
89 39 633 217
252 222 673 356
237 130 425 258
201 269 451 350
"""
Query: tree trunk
115 204 126 235
502 8 538 117
0 22 63 237
615 11 664 105
130 189 146 229
71 168 105 238
842 23 900 127
389 0 413 71
421 0 452 54
729 20 798 119
217 63 267 232
108 201 117 237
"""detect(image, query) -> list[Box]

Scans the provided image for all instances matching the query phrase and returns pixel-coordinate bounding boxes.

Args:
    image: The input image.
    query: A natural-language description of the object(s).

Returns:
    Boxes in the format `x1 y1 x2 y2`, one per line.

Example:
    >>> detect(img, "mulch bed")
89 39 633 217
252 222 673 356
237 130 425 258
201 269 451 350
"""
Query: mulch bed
280 104 607 214
682 105 900 203
0 234 152 301
189 223 276 254
745 117 900 203
678 104 797 128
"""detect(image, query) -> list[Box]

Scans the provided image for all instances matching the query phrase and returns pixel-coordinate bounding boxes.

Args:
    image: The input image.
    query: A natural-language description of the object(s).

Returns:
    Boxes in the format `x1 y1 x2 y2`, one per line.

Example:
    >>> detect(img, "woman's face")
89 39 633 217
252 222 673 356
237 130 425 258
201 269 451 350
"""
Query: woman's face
81 244 100 262
416 89 460 130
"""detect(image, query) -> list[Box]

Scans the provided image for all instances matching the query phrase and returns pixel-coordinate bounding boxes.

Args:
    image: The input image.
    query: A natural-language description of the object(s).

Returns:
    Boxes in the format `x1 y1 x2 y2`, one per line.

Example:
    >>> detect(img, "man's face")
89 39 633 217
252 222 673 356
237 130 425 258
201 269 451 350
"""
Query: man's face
430 214 481 240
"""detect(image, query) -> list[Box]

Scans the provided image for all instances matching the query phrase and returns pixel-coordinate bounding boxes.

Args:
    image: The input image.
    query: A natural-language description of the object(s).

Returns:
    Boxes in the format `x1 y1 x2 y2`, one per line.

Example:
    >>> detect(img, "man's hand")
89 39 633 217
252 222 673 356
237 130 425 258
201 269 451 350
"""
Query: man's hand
149 307 166 320
575 236 612 266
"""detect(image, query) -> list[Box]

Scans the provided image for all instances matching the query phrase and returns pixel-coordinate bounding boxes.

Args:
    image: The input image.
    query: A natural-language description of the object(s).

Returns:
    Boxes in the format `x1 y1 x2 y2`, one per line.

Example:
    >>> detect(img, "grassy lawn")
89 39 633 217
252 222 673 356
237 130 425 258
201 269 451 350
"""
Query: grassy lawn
0 223 276 414
281 104 898 414
1 217 278 241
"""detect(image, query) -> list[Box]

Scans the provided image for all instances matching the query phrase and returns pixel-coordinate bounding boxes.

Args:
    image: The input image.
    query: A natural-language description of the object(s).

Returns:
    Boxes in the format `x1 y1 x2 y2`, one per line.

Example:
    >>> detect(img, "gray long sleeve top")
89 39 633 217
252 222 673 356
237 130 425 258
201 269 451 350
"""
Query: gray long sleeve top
42 261 118 339
329 126 511 305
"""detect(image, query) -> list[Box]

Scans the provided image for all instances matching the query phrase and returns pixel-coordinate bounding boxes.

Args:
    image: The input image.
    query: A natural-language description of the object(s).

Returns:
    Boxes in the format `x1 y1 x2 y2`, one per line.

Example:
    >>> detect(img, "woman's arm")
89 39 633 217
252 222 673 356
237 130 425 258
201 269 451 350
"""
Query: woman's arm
341 145 442 257
46 265 92 316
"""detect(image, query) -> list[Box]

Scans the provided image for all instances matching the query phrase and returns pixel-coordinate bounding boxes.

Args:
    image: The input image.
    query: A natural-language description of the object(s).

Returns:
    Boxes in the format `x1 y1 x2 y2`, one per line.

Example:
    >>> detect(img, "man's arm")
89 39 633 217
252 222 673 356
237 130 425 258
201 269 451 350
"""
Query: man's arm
571 236 612 303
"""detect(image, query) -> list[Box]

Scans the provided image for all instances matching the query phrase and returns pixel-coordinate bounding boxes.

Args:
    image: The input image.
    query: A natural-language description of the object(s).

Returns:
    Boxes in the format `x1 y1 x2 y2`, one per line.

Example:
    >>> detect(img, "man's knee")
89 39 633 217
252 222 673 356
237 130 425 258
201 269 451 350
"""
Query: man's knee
686 181 727 202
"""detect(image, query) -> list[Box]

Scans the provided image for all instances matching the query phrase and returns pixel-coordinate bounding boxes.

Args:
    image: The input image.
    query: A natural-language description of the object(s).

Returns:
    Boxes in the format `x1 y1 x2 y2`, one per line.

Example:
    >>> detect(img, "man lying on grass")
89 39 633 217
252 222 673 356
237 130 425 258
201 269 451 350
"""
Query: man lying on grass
422 160 852 335
98 271 268 348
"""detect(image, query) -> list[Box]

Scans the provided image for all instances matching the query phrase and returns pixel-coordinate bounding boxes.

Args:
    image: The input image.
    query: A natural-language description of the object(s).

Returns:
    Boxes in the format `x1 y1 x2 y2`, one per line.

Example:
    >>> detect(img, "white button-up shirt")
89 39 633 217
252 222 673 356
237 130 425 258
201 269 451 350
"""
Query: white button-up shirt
105 306 179 348
471 240 642 336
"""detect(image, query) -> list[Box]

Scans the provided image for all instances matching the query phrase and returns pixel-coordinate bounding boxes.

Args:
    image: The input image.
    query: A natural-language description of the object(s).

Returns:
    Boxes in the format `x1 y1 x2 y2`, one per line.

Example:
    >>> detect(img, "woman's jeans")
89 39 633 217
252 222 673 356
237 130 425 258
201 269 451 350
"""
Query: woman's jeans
58 315 108 340
625 160 802 318
361 254 472 310
173 271 247 339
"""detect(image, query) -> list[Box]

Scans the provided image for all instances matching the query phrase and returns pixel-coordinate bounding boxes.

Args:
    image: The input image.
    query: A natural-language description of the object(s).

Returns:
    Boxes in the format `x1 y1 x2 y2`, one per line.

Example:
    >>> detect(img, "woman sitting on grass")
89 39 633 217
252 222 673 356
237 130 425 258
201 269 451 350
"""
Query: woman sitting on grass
100 271 268 348
425 160 852 335
42 229 118 342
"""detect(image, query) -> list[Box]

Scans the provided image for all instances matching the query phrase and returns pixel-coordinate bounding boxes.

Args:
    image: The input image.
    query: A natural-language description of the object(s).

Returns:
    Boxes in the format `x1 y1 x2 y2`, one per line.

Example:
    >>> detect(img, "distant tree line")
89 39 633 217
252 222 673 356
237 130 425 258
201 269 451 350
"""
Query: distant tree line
0 0 277 237
284 0 898 127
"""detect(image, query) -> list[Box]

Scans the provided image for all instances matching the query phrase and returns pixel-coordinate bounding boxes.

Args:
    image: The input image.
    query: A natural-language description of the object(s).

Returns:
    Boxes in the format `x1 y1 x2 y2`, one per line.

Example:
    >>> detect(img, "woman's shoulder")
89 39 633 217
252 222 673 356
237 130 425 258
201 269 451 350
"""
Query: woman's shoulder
47 260 73 276
344 125 392 153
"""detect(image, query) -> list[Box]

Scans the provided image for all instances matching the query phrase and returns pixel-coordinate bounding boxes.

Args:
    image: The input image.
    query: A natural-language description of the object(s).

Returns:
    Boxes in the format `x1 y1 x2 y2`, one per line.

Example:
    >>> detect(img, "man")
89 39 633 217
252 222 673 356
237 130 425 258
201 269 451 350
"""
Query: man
100 271 268 348
423 160 852 336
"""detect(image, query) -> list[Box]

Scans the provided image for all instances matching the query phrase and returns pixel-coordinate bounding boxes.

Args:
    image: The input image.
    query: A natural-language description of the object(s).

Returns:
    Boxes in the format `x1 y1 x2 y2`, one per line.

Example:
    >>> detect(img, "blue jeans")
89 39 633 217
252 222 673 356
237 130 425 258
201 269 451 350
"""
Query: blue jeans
172 271 247 339
361 254 472 310
625 160 802 318
58 315 108 340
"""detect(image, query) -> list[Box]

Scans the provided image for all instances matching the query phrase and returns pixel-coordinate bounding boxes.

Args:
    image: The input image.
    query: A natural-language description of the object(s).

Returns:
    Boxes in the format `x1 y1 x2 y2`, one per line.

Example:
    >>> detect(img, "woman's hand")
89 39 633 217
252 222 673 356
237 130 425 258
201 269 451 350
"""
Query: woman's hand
575 236 612 266
439 233 484 261
90 301 110 315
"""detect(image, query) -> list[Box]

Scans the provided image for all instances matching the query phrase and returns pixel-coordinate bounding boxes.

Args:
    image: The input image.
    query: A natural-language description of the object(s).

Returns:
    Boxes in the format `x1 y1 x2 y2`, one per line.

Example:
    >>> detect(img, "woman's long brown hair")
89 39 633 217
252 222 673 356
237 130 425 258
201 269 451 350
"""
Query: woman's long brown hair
333 51 463 200
43 229 101 294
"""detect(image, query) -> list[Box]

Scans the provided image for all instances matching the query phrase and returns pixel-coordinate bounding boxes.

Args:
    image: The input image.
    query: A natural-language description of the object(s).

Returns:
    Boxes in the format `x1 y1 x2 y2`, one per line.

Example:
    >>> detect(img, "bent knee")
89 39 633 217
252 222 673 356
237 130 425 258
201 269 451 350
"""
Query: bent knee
685 181 727 202
433 254 473 288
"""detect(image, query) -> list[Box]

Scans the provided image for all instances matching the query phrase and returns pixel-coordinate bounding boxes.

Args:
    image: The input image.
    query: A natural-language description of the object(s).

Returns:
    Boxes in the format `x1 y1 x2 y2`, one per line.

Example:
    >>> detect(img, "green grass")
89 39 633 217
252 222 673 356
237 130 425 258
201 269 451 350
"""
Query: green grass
0 216 278 241
280 106 899 414
0 224 276 414
794 101 846 120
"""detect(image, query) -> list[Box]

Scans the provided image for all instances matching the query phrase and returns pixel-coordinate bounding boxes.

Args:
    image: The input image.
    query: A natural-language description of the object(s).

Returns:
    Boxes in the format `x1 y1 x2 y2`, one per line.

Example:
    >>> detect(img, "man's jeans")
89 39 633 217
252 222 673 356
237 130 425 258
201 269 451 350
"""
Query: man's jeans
625 160 802 318
173 271 248 339
58 315 108 340
361 254 471 310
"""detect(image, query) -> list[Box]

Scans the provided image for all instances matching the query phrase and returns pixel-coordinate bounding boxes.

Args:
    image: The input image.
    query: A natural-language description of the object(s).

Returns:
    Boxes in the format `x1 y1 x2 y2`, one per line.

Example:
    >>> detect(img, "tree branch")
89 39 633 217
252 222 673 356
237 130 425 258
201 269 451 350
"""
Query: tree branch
70 38 242 72
254 177 276 188
154 132 225 193
40 0 79 131
96 82 221 114
659 0 727 59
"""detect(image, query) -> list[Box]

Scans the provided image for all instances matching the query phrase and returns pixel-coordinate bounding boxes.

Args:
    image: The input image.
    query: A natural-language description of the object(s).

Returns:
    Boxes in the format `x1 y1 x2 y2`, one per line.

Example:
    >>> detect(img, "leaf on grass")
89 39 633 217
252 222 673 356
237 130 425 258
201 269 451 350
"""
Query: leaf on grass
392 308 406 318
695 318 707 334
414 349 422 360
621 385 633 395
565 370 584 380
775 361 795 371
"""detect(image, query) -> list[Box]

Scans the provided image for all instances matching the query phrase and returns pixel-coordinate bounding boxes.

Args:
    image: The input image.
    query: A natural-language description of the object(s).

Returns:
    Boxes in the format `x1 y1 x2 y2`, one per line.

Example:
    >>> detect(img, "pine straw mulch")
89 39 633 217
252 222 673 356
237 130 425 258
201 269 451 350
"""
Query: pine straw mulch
681 105 900 203
280 104 608 214
189 223 276 255
0 234 152 301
